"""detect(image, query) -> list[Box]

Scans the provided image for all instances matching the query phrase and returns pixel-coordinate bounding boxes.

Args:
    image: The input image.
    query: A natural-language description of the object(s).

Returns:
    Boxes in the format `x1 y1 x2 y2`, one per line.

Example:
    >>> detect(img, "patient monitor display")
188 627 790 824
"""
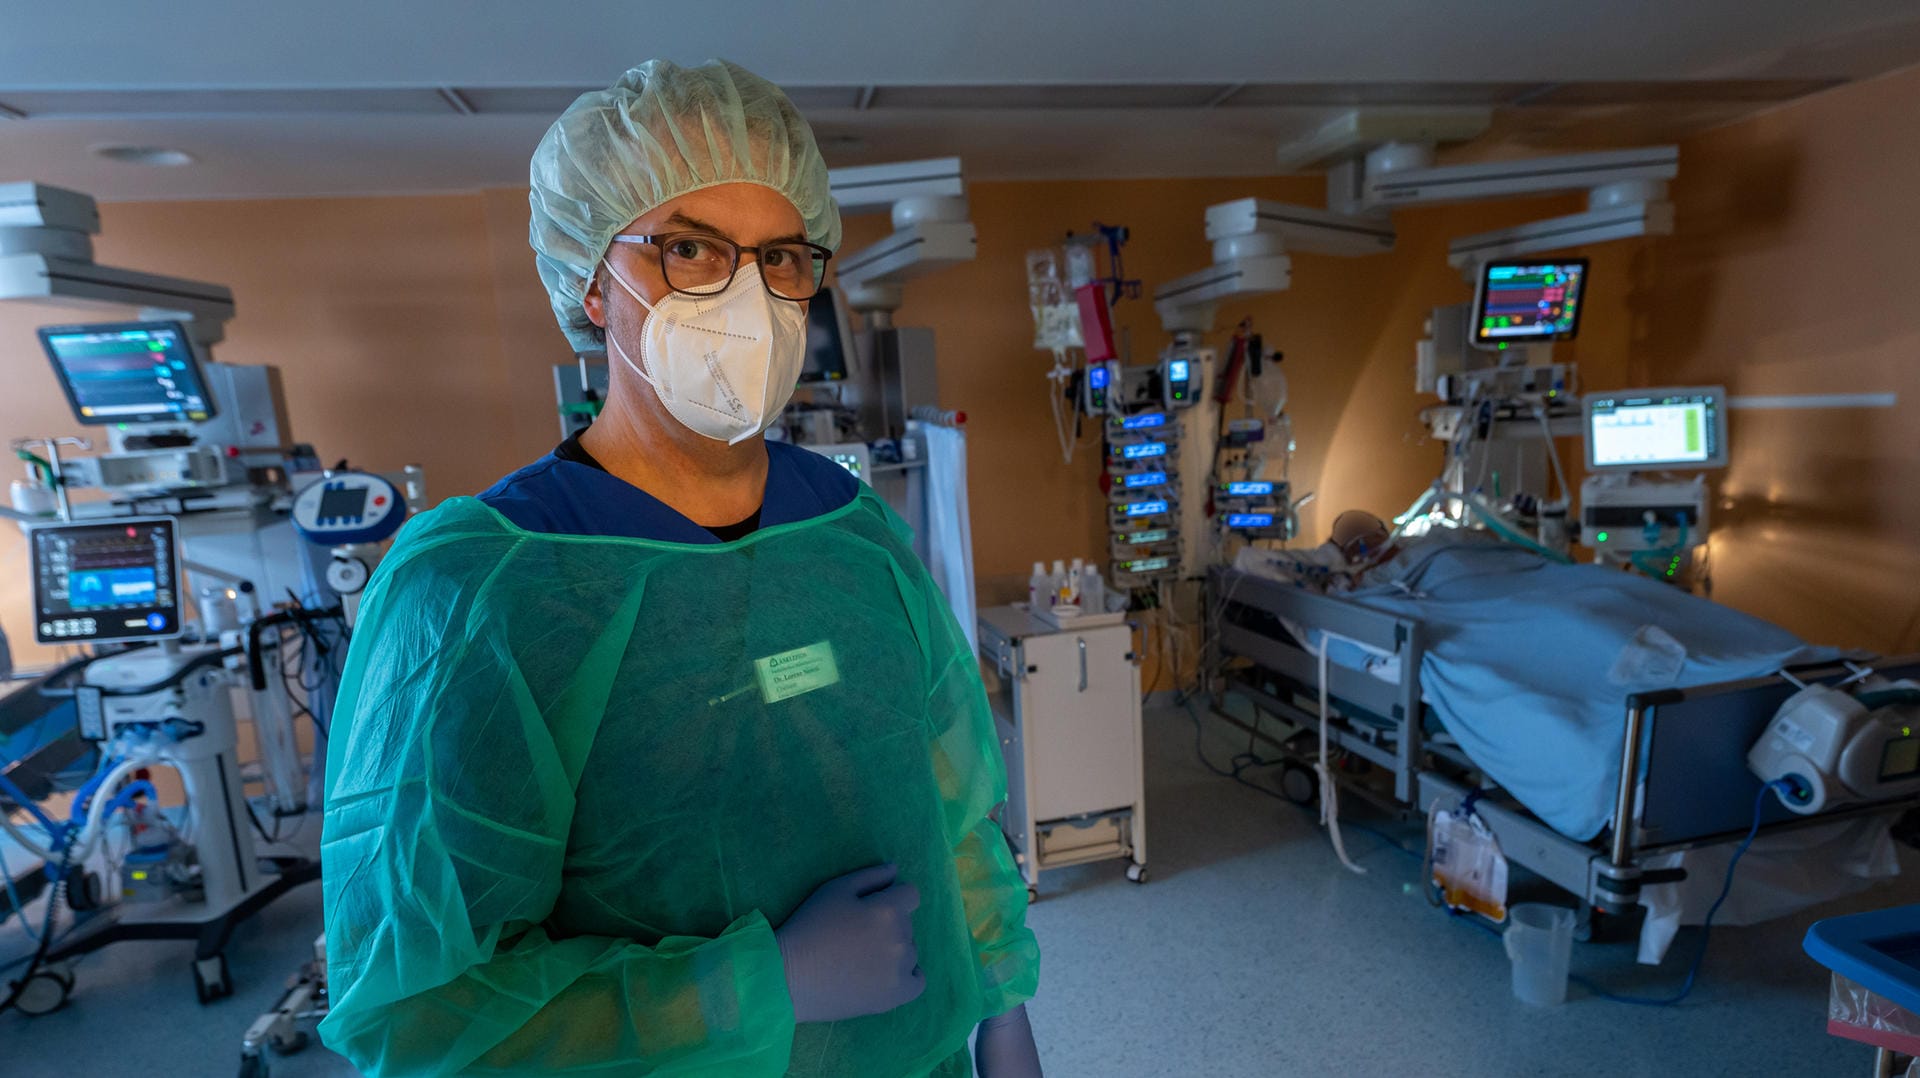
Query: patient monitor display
1586 386 1728 470
30 517 182 645
800 286 853 384
1472 259 1587 348
38 321 215 426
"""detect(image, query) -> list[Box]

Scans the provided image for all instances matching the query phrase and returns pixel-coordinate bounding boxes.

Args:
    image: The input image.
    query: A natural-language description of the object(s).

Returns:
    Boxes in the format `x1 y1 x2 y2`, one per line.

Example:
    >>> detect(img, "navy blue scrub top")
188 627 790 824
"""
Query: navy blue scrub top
478 433 858 542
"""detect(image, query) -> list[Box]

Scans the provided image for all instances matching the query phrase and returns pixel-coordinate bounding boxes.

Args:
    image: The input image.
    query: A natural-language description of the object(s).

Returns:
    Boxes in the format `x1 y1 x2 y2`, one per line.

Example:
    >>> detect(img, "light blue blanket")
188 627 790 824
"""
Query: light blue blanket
1334 537 1834 840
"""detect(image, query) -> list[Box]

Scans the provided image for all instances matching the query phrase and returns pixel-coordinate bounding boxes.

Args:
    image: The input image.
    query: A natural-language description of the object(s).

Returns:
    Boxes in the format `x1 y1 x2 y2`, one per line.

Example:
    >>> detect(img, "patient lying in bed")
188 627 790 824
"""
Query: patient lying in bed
1235 508 1465 592
1232 505 1889 964
1240 507 1836 839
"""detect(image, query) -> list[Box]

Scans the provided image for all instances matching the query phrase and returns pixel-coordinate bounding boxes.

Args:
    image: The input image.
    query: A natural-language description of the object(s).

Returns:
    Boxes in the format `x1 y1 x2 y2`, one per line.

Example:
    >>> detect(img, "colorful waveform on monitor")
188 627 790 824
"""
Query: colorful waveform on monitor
1476 260 1586 343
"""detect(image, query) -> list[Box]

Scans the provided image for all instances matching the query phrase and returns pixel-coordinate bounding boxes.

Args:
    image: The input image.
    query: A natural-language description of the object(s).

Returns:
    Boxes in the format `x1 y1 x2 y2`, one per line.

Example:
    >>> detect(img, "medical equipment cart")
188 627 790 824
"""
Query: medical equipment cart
977 605 1147 898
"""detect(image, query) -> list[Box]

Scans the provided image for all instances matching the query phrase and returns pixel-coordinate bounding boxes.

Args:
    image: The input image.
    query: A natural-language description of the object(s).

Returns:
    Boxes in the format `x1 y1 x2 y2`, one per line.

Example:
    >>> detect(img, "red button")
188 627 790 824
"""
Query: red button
373 497 387 506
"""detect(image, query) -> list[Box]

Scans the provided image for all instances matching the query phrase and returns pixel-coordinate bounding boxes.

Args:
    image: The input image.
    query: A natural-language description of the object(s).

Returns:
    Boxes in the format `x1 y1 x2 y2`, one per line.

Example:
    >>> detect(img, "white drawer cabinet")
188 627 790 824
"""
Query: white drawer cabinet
977 605 1147 896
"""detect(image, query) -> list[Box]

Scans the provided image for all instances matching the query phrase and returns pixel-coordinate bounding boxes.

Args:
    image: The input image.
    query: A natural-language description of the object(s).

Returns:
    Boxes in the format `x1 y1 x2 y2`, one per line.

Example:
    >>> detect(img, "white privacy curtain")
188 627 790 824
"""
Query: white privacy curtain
916 420 978 654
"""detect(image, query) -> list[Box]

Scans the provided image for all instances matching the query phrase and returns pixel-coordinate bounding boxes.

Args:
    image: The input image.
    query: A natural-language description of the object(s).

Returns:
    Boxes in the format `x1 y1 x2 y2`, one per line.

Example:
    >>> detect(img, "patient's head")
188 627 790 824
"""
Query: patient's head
1330 510 1392 564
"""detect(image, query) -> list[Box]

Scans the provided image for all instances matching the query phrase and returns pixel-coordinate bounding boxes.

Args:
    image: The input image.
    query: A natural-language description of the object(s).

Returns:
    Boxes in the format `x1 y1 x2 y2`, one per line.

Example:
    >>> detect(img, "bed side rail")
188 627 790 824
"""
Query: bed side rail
1210 566 1415 657
1210 566 1427 800
1625 654 1920 854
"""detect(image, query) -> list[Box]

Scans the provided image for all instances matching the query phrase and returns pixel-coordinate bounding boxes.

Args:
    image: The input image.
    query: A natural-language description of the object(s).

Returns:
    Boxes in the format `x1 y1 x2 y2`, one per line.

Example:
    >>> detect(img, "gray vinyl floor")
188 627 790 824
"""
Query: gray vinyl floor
3 703 1909 1077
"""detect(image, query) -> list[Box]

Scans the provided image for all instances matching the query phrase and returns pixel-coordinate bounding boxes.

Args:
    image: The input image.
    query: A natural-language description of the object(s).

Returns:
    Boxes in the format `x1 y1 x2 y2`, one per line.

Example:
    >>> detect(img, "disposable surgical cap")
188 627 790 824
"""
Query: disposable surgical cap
529 59 842 353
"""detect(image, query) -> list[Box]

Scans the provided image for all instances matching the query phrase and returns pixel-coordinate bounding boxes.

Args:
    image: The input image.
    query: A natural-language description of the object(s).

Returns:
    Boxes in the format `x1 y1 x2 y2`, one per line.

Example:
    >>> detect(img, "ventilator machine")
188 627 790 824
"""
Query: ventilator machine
0 185 418 1069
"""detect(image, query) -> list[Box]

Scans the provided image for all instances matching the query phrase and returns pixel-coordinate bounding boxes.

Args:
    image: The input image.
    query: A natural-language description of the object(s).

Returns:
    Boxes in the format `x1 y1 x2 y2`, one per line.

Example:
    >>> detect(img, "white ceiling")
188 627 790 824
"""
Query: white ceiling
3 0 1919 200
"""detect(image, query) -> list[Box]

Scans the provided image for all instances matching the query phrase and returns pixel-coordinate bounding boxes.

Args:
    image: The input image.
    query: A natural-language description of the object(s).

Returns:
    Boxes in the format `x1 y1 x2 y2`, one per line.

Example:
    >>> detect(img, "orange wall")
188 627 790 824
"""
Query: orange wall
1631 65 1920 651
3 65 1917 666
0 194 545 665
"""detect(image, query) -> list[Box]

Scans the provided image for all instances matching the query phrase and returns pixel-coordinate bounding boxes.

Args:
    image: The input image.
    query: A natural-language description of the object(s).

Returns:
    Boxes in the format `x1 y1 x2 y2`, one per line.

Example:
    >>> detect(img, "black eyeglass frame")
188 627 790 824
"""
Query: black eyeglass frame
607 232 832 301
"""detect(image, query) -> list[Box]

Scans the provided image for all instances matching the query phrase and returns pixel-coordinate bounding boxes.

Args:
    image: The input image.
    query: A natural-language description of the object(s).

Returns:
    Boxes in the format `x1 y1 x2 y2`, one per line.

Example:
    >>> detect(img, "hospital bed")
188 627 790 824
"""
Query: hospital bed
1204 562 1920 934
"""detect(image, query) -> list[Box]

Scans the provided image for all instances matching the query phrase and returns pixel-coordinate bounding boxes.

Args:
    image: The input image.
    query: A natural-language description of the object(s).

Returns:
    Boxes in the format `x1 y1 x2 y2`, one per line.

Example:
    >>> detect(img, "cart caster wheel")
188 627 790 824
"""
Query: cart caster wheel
1126 862 1148 884
10 969 72 1016
194 954 233 1004
237 1051 269 1078
270 1031 311 1055
1279 761 1318 806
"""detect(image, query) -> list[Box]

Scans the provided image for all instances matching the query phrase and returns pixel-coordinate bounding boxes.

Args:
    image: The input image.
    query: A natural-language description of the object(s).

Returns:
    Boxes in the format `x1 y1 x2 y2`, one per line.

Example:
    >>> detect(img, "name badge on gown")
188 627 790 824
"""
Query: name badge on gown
754 641 841 704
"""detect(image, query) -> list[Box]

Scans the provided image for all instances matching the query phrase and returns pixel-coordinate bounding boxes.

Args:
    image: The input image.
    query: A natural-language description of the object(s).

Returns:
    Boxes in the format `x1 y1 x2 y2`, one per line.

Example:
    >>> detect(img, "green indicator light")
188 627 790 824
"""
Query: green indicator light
1595 531 1609 543
1904 726 1912 738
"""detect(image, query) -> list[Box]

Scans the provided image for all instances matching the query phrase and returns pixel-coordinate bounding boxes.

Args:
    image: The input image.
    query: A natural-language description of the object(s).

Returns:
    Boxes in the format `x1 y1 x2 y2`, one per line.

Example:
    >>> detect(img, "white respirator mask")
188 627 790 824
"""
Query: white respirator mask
602 260 809 445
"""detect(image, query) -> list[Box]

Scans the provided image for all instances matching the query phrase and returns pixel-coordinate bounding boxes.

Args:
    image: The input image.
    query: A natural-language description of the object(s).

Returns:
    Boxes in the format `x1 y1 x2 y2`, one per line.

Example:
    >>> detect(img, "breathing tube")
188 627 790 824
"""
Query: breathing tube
1390 485 1573 565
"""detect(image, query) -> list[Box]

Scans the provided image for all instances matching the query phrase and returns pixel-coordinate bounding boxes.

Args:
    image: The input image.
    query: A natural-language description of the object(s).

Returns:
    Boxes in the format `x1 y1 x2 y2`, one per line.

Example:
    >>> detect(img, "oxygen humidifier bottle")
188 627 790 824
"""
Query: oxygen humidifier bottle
1028 562 1048 610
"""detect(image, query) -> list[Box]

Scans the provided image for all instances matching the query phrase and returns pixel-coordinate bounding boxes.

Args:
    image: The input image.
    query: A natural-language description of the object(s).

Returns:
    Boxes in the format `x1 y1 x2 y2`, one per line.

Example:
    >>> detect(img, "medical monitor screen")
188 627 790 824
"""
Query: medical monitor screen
829 452 864 480
38 321 216 426
801 286 851 383
1586 386 1728 471
31 518 182 645
1472 259 1588 348
1882 737 1920 782
318 486 370 521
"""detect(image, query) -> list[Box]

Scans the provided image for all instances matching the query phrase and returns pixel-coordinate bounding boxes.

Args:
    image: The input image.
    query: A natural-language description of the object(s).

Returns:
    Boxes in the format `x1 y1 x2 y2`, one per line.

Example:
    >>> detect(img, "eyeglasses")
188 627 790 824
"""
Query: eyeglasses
608 231 831 301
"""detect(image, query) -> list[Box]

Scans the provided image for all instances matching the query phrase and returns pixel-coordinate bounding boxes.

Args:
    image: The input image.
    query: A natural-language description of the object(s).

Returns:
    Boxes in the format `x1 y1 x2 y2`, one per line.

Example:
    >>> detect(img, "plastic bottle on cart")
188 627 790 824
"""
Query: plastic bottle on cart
1050 560 1069 607
1081 563 1106 614
1028 561 1049 610
1067 558 1085 606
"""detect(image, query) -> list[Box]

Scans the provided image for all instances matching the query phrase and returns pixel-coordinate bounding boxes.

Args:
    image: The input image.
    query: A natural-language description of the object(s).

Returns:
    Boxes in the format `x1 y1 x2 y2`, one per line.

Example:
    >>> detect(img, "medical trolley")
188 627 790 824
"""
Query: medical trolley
977 605 1148 898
